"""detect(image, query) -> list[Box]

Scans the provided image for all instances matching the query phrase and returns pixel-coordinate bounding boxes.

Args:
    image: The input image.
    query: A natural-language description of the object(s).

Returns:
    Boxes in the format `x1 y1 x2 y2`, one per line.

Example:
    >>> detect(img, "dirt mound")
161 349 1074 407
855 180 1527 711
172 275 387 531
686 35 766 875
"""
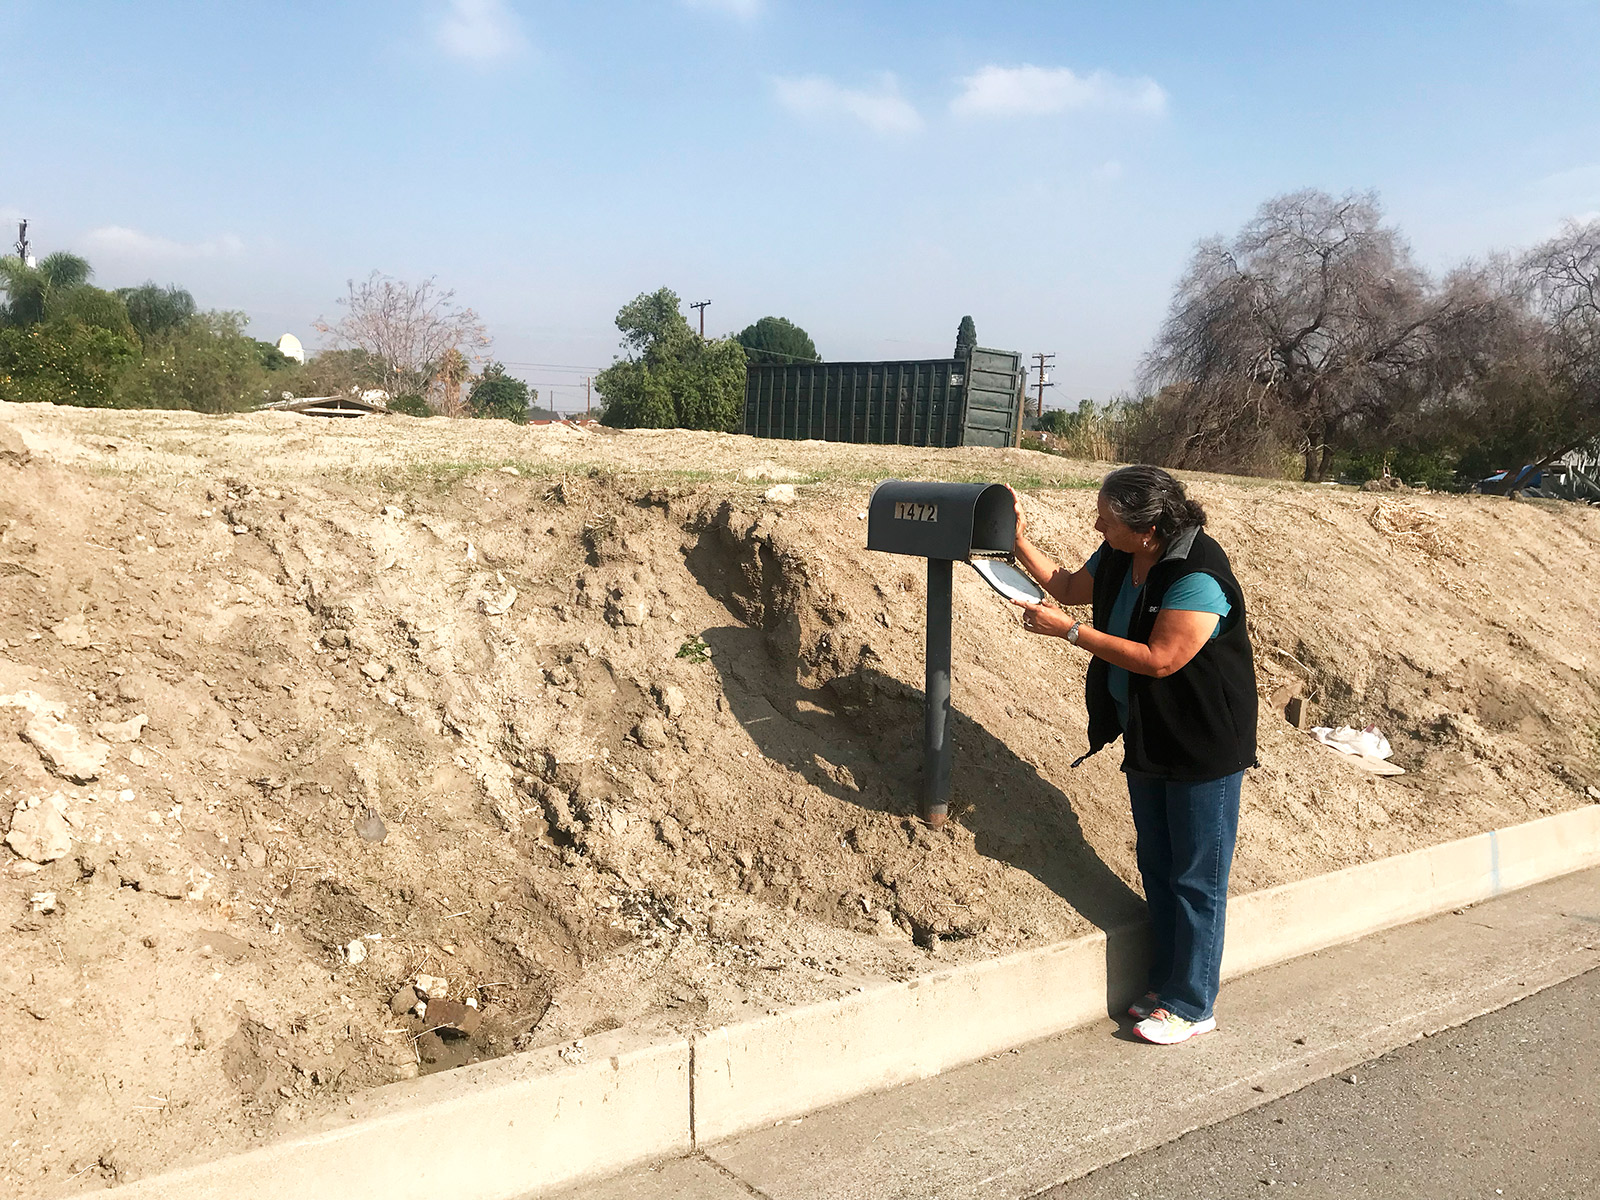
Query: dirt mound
2 400 1599 1193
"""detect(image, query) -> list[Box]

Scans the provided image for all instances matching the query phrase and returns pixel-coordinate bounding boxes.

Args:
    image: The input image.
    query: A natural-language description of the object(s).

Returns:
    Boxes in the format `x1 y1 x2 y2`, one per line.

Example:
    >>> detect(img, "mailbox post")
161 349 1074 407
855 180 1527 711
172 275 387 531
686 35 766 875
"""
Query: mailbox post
866 481 1017 826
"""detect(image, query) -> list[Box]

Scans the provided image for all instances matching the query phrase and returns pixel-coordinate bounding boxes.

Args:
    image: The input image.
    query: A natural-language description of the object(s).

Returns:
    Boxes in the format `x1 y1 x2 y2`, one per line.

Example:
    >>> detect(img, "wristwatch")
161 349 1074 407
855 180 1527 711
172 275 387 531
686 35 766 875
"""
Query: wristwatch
1066 620 1082 645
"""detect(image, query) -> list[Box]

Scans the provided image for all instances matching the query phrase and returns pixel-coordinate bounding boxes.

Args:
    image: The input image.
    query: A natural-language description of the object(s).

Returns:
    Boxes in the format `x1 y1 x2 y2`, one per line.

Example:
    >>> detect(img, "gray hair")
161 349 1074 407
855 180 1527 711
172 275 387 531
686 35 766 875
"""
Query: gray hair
1100 465 1206 543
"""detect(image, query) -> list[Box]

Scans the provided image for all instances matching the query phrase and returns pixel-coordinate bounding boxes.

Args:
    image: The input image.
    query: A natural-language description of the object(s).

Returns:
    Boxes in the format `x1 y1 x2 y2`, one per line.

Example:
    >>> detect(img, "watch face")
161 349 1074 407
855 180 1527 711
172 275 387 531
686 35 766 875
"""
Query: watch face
971 558 1045 605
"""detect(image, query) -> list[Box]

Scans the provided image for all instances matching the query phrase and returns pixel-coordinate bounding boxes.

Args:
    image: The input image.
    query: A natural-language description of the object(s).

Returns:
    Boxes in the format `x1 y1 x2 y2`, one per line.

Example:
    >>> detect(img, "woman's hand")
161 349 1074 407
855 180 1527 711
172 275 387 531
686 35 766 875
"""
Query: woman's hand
1012 599 1075 638
1007 485 1028 542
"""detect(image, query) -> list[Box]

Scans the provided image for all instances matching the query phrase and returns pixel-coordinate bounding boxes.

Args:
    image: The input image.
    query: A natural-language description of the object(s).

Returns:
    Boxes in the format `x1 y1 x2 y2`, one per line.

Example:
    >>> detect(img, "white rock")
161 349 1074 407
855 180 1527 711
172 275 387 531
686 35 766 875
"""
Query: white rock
0 690 67 719
95 713 149 743
235 719 260 741
24 713 109 782
51 614 93 648
30 891 56 914
343 939 367 965
656 684 688 720
360 661 389 682
414 974 448 999
5 793 73 863
481 586 518 616
763 484 797 506
128 748 146 767
381 504 406 518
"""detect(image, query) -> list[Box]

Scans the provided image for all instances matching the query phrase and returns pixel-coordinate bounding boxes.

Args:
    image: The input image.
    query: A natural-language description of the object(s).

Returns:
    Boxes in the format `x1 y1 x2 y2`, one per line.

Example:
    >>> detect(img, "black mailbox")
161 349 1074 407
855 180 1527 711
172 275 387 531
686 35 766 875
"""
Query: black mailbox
865 480 1018 828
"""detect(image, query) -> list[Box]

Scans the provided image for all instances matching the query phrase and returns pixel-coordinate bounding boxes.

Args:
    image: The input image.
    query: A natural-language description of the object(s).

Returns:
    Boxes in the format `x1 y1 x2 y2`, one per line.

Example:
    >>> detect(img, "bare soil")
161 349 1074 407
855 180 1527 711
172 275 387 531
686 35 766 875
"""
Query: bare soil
2 402 1598 1194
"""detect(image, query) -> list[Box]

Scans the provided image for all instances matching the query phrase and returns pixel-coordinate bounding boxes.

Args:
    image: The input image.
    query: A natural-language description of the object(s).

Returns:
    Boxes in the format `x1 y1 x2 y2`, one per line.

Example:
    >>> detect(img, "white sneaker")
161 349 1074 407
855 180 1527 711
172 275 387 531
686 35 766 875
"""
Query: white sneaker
1133 1008 1217 1045
1126 992 1161 1020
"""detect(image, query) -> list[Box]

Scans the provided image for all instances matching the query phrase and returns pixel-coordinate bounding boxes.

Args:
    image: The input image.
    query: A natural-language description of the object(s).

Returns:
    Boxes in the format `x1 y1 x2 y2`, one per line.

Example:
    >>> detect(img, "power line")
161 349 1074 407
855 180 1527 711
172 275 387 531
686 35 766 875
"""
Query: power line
690 299 710 338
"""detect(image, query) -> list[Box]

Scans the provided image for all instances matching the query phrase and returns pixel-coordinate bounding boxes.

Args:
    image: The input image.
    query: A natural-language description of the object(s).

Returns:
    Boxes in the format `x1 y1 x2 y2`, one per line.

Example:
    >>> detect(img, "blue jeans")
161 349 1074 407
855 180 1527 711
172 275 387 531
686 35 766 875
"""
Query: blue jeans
1126 770 1243 1023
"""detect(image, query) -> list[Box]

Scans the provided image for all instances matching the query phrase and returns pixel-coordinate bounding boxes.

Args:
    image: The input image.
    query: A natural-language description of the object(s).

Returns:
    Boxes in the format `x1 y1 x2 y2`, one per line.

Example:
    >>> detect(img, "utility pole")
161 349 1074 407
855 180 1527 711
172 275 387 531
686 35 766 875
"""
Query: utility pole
585 376 591 418
690 299 711 338
14 219 30 262
1030 352 1056 423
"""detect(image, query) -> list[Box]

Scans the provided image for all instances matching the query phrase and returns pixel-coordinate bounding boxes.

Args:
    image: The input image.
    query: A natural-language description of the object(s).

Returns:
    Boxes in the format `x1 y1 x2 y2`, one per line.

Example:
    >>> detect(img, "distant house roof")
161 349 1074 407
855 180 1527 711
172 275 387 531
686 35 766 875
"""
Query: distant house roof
257 394 390 419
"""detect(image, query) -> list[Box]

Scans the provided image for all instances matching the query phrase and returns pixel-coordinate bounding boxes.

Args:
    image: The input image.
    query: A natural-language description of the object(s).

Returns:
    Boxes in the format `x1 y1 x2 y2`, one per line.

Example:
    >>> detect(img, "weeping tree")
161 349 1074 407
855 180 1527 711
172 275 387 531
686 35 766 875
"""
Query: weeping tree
1139 190 1483 480
1462 218 1600 492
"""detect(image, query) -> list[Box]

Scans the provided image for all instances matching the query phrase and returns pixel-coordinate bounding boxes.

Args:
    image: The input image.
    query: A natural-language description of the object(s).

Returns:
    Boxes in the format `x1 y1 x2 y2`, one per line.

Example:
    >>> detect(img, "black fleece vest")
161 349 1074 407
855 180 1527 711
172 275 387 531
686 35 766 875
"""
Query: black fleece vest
1080 527 1258 780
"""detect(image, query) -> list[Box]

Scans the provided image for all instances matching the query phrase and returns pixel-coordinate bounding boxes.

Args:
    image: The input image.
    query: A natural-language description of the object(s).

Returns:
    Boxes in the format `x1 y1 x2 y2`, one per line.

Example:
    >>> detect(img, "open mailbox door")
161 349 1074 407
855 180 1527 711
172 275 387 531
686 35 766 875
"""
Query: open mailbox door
865 480 1019 827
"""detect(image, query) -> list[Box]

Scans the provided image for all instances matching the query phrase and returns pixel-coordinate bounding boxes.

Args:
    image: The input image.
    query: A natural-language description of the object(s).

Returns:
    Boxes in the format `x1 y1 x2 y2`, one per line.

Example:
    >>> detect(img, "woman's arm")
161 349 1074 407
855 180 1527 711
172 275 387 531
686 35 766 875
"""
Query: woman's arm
1008 487 1093 607
1014 603 1219 677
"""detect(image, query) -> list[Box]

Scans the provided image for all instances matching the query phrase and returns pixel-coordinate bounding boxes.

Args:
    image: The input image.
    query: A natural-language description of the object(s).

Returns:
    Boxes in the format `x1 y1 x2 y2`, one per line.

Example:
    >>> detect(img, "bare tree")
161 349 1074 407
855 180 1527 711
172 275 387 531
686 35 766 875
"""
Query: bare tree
1140 190 1479 480
315 273 490 403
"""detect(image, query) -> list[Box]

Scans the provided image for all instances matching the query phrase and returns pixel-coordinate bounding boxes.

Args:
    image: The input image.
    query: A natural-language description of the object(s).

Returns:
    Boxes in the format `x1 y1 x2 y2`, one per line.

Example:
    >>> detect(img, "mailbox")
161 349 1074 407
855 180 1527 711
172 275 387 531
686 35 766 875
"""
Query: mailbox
866 480 1016 561
865 481 1018 827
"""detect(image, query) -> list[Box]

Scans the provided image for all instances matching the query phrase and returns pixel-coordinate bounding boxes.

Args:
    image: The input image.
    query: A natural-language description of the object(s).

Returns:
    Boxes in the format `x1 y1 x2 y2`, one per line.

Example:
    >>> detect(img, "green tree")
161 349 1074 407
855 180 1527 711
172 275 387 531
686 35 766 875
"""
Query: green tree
0 252 93 327
955 315 977 358
116 311 276 413
596 287 748 431
0 321 139 405
467 361 532 422
736 316 819 364
117 283 197 342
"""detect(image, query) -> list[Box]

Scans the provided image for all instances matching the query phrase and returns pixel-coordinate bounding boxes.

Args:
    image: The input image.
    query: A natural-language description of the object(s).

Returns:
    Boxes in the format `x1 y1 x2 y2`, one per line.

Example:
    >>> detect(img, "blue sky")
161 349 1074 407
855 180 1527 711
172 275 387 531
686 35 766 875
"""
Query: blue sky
4 0 1599 409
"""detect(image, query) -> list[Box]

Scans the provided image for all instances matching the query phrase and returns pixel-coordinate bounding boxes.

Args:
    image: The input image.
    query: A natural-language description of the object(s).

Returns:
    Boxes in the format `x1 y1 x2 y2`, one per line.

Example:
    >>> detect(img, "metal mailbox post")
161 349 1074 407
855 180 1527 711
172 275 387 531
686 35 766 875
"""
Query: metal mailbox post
866 480 1017 826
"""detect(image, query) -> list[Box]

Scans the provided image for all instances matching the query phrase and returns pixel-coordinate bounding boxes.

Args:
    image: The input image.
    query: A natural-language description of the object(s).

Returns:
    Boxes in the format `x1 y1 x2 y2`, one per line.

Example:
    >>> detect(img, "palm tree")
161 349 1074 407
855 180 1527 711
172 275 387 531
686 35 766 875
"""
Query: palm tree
0 251 93 326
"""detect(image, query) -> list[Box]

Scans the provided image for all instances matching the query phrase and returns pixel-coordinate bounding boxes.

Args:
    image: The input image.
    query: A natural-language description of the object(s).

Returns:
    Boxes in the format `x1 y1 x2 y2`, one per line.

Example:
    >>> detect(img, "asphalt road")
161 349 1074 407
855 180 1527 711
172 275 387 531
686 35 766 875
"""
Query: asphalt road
1046 966 1600 1200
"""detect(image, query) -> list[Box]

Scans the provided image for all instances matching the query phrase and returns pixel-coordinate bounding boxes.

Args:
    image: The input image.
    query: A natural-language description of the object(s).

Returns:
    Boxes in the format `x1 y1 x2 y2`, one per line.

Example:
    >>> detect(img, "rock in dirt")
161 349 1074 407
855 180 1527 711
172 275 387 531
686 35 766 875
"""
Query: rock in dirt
422 997 480 1036
654 684 688 720
94 713 148 743
342 938 368 965
1587 785 1600 802
354 808 387 843
51 614 93 648
414 974 448 999
763 484 797 506
23 713 110 783
389 985 420 1016
240 841 268 869
6 793 73 863
634 717 669 750
234 719 260 741
0 421 29 466
360 661 389 682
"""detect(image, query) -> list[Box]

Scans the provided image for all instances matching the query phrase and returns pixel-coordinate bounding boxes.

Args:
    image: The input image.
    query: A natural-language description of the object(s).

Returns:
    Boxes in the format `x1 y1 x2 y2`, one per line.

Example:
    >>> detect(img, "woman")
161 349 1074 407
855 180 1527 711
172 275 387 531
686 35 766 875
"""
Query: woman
1010 465 1257 1046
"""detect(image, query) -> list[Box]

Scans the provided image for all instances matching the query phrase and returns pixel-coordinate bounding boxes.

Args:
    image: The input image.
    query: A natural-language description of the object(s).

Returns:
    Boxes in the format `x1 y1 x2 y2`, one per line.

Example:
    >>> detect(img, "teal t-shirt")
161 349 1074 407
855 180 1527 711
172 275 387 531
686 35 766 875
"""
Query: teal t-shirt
1083 547 1232 729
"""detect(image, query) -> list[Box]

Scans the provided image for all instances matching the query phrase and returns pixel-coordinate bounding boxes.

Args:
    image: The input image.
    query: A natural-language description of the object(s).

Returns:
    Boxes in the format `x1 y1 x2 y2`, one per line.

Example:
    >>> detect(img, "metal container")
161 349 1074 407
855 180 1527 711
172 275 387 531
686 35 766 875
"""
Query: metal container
743 348 1024 448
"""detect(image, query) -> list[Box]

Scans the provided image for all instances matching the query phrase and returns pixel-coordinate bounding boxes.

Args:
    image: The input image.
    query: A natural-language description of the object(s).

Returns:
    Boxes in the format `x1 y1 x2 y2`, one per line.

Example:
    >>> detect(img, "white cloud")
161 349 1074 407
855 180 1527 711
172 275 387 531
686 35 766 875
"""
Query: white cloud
83 226 244 261
681 0 763 18
951 64 1167 119
434 0 527 64
772 74 922 135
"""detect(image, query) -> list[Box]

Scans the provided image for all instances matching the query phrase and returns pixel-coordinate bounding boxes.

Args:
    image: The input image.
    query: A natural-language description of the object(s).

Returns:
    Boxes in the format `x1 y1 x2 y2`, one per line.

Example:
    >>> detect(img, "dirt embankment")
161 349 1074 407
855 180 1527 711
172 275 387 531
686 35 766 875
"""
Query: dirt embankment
2 402 1598 1194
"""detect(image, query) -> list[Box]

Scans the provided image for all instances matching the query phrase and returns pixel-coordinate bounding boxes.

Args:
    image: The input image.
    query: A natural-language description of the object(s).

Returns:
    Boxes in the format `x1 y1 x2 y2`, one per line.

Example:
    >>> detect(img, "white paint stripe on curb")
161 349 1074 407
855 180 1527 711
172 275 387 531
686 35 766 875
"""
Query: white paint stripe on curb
107 1031 691 1200
95 804 1600 1200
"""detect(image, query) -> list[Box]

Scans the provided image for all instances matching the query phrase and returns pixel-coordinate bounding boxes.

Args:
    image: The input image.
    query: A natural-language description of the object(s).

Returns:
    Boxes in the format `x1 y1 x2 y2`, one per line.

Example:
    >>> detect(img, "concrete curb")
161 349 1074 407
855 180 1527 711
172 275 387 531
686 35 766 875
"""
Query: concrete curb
96 804 1600 1200
107 1031 691 1200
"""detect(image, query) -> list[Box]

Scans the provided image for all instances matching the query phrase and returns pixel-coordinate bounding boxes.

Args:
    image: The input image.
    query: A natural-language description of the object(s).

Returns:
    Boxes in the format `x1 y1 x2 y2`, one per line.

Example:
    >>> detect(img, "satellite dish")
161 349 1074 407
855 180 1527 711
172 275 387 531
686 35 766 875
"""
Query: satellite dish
276 333 305 363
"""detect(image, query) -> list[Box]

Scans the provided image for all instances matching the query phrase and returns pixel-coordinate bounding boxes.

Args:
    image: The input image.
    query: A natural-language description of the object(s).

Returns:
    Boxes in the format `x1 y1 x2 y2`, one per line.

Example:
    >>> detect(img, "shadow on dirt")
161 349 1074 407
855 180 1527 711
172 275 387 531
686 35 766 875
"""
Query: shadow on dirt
699 622 1150 1017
